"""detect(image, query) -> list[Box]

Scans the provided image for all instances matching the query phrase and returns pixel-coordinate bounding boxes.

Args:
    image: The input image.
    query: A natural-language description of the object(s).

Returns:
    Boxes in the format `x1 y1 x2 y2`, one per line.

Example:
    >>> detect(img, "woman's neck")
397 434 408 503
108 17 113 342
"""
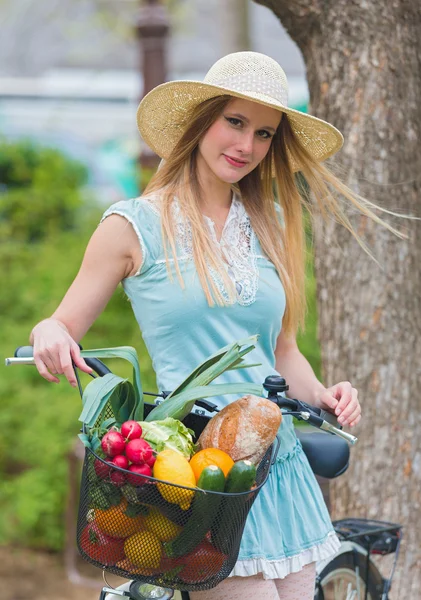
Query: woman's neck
196 155 233 215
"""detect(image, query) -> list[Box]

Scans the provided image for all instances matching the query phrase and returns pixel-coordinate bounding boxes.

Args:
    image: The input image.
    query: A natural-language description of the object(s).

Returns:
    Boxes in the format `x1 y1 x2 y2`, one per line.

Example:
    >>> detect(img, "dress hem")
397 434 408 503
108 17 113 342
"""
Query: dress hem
228 530 341 580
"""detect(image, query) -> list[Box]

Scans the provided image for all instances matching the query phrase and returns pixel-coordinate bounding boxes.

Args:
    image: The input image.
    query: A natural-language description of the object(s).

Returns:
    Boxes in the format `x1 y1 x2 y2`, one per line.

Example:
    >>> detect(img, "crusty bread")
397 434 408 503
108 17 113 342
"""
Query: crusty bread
197 395 282 465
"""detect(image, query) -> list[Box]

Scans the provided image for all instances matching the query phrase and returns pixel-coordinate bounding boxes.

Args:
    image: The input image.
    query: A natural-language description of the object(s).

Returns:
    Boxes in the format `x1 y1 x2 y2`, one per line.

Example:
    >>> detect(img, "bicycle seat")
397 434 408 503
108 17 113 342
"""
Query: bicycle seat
295 430 350 479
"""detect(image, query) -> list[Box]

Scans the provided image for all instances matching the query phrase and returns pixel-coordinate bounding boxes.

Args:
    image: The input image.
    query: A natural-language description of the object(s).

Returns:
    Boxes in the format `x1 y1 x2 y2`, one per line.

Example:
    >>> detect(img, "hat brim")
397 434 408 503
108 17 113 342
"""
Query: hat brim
136 80 344 169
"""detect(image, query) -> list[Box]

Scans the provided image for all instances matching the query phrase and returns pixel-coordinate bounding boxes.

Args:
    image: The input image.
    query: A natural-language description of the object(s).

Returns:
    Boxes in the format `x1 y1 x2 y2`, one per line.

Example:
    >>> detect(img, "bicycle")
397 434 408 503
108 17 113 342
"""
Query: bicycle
6 347 402 600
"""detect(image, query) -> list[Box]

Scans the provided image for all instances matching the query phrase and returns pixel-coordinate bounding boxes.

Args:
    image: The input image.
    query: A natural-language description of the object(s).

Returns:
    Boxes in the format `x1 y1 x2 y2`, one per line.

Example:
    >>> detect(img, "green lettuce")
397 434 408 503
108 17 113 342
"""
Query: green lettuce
138 418 196 459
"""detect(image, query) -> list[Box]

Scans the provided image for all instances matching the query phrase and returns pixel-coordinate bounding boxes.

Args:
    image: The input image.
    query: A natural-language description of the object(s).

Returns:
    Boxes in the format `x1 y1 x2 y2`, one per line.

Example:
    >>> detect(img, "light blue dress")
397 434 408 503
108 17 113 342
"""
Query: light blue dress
100 195 340 579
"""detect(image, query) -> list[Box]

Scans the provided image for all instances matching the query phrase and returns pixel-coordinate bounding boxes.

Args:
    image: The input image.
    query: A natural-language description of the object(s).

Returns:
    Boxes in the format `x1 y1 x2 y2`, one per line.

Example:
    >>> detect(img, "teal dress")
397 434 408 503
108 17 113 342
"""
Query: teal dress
100 195 340 579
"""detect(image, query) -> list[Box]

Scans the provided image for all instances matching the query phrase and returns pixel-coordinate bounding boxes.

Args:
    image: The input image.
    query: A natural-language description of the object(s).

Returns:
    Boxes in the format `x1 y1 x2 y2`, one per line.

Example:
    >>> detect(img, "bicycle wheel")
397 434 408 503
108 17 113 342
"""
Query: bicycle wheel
318 550 383 600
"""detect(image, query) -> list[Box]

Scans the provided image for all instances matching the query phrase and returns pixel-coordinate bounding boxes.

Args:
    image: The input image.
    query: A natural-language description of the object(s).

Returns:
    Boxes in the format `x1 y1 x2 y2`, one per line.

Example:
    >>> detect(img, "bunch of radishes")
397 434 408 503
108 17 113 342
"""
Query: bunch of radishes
95 420 155 486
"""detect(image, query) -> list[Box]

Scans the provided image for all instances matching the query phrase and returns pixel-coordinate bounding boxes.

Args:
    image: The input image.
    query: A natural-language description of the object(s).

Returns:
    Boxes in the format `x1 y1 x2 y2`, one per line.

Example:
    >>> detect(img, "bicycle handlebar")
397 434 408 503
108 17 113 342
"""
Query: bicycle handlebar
6 346 358 445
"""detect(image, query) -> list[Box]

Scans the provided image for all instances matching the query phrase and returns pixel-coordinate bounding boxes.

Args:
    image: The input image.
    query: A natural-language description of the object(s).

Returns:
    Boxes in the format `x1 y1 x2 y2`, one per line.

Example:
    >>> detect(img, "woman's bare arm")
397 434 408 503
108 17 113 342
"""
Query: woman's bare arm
30 214 142 385
274 330 361 427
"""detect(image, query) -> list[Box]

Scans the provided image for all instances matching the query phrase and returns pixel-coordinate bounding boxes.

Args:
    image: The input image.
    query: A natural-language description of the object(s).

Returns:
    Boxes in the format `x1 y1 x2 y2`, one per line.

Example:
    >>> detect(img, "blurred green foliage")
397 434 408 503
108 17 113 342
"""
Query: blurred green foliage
0 138 88 242
0 140 320 551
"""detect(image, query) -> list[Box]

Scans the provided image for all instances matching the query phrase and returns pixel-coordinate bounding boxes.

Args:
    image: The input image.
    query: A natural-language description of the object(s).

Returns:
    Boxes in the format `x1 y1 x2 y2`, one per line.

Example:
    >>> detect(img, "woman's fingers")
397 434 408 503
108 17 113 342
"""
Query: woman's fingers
70 345 94 375
33 351 60 383
59 345 79 387
334 382 353 416
337 387 361 426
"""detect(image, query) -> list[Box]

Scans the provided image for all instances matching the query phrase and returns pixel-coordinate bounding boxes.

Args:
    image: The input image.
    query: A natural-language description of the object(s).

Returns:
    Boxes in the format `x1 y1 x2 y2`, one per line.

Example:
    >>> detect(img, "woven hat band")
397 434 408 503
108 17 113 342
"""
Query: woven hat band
204 71 289 107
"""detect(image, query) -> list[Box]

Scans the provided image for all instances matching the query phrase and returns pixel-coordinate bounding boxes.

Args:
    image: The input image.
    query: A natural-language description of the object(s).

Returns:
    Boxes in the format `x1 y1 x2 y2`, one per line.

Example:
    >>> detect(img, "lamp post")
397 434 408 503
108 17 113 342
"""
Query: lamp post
136 0 170 170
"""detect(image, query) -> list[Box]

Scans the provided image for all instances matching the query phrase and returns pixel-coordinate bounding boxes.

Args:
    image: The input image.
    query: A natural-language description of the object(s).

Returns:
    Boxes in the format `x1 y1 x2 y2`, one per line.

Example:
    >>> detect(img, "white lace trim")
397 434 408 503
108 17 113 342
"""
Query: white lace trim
135 193 261 304
229 531 341 580
173 194 259 306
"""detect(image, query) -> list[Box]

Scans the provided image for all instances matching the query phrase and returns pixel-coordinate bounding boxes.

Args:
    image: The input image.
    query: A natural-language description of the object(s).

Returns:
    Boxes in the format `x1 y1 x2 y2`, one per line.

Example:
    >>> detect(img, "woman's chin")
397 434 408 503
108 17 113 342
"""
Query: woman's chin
215 167 248 184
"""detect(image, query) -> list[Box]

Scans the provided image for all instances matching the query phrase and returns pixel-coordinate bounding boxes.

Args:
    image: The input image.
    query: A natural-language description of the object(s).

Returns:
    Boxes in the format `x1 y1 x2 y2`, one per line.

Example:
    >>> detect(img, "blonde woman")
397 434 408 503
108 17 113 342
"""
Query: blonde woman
30 52 368 599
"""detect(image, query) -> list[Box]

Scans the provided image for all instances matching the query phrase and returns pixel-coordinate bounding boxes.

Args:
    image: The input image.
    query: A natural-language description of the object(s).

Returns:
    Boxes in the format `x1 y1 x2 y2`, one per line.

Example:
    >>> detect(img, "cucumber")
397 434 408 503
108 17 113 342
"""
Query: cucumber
210 460 257 554
198 464 226 491
224 460 257 493
164 465 225 558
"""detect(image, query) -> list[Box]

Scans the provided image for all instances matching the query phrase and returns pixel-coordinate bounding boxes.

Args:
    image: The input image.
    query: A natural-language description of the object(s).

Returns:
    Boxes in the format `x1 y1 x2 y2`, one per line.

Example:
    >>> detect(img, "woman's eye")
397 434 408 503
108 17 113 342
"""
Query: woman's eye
225 117 242 127
257 130 272 140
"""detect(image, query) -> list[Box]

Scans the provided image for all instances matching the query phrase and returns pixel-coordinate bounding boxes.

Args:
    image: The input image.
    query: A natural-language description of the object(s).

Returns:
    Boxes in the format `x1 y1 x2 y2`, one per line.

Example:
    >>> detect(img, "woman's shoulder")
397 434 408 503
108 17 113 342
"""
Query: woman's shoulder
102 195 160 221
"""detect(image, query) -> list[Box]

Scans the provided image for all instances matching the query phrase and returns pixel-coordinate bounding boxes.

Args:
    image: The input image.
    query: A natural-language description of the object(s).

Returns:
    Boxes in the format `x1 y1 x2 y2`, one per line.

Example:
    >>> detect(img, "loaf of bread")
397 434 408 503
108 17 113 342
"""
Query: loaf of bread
197 395 282 465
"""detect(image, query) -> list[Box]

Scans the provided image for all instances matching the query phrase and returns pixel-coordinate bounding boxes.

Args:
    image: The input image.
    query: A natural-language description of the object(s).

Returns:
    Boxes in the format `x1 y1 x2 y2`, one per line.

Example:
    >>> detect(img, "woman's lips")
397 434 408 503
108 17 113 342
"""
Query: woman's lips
223 155 249 168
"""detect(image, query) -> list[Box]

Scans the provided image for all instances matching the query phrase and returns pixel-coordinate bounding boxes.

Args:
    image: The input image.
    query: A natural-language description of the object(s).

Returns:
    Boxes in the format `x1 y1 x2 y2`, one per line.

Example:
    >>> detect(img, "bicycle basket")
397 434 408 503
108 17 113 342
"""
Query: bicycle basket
76 405 278 592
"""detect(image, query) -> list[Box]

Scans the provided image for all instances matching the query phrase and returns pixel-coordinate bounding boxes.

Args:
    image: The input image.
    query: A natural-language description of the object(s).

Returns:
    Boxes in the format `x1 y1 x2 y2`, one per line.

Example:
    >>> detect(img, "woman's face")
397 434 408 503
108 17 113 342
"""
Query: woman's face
197 97 282 185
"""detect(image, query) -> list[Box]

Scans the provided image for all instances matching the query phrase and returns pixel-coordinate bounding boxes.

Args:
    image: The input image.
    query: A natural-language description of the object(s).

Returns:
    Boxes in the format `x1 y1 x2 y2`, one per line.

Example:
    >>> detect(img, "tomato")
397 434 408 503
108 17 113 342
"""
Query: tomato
177 540 226 584
80 521 125 566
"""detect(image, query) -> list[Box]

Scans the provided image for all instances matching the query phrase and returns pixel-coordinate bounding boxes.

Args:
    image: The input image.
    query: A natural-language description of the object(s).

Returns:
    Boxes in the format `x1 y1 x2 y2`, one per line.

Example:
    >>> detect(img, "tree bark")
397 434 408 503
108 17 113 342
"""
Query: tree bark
255 1 421 596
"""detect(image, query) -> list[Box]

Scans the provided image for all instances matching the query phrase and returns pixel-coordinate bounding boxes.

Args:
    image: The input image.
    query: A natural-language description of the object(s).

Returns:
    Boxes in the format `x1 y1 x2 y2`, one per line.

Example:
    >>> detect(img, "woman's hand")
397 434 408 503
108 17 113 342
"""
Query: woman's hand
315 381 361 428
31 318 93 387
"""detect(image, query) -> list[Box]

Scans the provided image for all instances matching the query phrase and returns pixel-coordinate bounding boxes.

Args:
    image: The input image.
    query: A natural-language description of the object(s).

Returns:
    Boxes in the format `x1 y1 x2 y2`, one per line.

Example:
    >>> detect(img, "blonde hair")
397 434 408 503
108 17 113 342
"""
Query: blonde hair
143 96 401 337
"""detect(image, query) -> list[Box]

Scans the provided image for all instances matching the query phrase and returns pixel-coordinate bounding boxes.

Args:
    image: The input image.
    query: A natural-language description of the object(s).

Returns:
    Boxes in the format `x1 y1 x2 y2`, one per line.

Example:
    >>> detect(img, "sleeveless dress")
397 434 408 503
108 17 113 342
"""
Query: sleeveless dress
100 195 341 579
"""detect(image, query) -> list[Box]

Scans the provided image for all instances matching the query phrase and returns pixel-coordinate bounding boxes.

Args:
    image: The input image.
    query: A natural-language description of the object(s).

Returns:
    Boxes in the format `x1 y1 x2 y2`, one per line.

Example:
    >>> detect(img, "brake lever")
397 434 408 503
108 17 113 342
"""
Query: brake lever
296 407 358 445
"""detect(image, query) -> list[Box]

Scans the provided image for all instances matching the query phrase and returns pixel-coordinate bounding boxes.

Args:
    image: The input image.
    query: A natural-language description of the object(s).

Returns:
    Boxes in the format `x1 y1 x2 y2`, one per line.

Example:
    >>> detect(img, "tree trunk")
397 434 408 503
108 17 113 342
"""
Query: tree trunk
255 1 421 596
219 0 250 55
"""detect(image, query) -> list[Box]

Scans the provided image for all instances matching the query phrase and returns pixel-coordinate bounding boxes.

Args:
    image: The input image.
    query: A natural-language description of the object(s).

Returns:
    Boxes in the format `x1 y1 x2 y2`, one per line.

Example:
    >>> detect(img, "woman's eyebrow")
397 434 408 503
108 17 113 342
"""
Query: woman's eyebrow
227 112 277 134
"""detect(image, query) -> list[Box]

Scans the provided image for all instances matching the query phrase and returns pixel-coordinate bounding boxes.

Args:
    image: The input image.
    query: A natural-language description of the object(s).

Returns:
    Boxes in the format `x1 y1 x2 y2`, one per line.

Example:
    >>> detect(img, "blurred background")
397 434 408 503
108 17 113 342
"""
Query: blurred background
0 1 319 598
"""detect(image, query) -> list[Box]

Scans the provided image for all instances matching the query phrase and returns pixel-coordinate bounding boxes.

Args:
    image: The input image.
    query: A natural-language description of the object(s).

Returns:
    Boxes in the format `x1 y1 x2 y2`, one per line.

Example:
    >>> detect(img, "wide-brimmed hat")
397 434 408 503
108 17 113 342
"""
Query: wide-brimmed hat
136 51 343 169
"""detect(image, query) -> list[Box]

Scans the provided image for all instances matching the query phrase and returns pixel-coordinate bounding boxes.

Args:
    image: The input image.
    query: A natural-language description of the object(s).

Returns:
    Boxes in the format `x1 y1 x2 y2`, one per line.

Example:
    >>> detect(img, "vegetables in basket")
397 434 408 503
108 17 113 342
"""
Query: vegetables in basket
78 335 263 438
139 418 195 459
80 521 126 566
164 464 225 558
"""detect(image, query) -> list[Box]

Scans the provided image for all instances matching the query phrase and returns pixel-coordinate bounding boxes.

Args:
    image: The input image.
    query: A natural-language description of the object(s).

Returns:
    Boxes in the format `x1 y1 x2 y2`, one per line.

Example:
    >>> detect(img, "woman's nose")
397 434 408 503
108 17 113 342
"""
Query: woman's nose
236 131 254 155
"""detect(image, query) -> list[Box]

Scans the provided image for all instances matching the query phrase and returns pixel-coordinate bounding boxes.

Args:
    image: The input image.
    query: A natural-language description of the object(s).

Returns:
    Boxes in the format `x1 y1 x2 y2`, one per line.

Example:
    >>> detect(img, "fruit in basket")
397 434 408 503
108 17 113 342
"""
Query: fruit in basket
95 499 146 538
126 463 153 486
164 465 225 558
115 557 158 576
153 449 196 510
80 521 125 566
121 420 142 441
101 430 126 458
144 507 183 542
177 540 226 584
124 530 162 568
198 394 282 465
126 438 154 465
189 448 234 482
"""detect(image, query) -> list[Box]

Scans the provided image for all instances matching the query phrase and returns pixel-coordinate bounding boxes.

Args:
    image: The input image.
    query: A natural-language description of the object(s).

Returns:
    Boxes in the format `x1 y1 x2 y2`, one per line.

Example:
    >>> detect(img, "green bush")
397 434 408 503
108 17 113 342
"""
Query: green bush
0 138 88 242
0 140 155 550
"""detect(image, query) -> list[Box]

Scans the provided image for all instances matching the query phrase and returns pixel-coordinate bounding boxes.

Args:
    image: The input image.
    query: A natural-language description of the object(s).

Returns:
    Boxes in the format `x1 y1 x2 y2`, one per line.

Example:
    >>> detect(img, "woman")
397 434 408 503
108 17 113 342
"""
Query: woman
30 52 369 599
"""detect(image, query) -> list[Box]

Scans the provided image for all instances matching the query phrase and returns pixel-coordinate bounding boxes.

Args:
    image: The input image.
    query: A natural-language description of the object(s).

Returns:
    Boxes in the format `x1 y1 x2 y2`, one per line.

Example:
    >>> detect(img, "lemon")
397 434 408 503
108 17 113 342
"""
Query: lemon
153 449 196 510
124 531 162 569
144 507 183 541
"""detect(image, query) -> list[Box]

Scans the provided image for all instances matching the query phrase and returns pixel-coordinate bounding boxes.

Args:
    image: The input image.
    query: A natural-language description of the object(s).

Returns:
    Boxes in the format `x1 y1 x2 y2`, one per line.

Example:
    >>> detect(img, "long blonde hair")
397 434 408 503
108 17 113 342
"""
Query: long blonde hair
143 95 400 337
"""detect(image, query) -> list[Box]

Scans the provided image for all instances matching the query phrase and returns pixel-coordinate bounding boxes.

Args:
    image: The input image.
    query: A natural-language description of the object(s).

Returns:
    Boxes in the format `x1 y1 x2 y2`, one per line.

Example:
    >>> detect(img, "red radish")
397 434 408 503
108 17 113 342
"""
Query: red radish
125 439 153 465
112 455 129 470
110 469 126 486
126 463 152 486
120 420 142 441
146 454 156 468
94 458 111 479
101 431 125 458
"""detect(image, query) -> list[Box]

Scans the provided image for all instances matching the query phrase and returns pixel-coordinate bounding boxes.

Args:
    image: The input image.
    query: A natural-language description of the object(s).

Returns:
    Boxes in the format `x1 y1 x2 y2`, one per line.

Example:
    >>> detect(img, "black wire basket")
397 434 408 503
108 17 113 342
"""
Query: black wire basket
76 404 279 592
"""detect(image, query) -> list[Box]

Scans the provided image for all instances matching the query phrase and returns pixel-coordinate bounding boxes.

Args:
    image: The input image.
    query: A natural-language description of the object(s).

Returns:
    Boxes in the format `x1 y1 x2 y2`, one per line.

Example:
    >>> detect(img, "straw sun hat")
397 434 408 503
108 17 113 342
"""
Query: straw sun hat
136 51 344 169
